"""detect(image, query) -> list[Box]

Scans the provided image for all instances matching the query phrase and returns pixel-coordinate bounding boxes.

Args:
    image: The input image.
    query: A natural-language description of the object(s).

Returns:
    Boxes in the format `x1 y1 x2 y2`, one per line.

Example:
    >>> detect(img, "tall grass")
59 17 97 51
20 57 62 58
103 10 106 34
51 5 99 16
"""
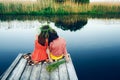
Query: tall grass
88 2 120 15
0 0 120 15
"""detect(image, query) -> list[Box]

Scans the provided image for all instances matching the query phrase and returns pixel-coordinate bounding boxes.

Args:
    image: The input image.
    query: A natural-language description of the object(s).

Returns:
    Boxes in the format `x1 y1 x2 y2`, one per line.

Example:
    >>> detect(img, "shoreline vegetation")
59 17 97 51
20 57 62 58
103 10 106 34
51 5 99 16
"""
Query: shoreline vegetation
0 0 120 15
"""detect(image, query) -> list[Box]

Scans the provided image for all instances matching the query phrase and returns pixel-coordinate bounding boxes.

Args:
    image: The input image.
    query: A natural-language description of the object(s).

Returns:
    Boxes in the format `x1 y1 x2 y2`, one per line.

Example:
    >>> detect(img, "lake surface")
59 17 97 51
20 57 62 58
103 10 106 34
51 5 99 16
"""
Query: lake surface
0 15 120 80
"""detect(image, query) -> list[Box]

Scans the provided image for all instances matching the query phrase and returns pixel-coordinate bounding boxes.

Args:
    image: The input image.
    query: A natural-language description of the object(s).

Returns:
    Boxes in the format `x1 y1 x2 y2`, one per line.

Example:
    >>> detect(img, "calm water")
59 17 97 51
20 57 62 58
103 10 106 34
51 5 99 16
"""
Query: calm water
0 16 120 80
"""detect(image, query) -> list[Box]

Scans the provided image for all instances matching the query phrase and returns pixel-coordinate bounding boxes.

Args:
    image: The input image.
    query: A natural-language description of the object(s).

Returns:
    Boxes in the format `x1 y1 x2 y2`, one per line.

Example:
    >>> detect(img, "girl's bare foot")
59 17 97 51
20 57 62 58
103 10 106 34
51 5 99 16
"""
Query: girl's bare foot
33 61 39 64
49 59 53 63
65 54 70 62
45 59 49 63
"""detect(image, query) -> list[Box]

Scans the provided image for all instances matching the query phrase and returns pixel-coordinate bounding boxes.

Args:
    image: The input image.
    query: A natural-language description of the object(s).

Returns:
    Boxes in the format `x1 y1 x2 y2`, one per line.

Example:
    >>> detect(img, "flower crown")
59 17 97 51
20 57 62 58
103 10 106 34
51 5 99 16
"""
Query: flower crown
39 25 53 38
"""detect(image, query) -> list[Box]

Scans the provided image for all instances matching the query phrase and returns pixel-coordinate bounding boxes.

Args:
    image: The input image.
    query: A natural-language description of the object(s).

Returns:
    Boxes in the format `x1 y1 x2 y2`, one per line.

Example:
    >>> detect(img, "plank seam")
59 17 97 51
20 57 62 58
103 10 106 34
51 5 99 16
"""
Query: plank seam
65 62 70 80
39 63 43 80
28 65 34 80
1 54 23 80
19 61 28 79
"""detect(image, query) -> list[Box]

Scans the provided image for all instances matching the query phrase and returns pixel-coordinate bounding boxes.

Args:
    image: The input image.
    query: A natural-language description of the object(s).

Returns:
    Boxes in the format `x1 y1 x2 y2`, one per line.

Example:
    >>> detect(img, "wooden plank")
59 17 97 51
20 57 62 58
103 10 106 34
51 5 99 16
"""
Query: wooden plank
59 59 69 80
20 64 33 80
29 64 42 80
1 53 78 80
49 62 59 80
1 54 23 80
8 58 27 80
66 55 78 80
40 63 50 80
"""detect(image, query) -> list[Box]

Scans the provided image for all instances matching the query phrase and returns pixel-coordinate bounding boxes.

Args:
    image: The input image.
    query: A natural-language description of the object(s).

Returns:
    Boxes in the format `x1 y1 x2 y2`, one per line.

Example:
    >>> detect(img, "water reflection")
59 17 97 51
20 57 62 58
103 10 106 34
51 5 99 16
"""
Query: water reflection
0 15 88 31
0 20 38 30
55 18 87 31
0 14 120 21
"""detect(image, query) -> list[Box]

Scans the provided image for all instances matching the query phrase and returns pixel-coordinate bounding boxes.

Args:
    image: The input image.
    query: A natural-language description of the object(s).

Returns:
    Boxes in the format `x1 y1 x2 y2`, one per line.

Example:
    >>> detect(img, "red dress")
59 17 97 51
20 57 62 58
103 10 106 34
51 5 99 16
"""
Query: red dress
31 39 48 62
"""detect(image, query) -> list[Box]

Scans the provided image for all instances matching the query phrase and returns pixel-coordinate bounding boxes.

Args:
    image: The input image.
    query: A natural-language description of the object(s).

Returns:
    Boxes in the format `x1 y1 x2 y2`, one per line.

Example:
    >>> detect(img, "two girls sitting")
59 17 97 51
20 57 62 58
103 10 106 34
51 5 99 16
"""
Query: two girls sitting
24 25 69 65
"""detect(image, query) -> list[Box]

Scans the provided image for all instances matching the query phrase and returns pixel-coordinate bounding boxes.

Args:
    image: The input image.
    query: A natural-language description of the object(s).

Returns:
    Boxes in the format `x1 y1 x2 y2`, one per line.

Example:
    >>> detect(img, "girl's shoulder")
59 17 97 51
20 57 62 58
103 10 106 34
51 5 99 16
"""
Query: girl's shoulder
51 37 66 45
53 37 66 45
35 35 38 40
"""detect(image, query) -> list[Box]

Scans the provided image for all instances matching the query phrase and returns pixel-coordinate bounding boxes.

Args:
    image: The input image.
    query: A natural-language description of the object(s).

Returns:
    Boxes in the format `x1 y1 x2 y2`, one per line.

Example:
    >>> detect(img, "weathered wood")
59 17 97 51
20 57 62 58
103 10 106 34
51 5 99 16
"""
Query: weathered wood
59 59 69 80
8 58 27 80
29 64 42 80
66 55 78 80
1 54 22 80
1 53 78 80
50 62 59 80
40 63 50 80
20 64 33 80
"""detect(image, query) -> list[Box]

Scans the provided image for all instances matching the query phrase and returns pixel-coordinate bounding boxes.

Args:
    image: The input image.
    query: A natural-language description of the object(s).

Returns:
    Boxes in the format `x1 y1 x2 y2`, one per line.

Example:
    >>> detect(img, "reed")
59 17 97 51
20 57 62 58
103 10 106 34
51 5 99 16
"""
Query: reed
0 0 120 15
46 59 66 72
88 2 120 15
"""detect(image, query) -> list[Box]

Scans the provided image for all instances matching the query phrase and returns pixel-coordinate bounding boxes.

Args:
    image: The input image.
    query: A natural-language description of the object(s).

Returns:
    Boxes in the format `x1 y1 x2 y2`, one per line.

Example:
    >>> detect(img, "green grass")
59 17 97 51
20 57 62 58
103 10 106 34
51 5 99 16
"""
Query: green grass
46 59 66 72
0 1 120 15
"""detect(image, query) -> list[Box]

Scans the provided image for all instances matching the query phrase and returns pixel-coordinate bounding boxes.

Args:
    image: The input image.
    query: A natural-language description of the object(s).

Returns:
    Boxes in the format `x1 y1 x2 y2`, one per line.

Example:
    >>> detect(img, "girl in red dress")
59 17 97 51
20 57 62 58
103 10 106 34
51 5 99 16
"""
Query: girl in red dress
31 25 51 64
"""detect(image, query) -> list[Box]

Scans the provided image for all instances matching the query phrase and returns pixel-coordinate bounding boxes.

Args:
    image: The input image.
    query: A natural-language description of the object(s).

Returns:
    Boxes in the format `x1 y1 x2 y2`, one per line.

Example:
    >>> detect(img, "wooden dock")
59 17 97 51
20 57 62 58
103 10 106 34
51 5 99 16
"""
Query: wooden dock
1 53 78 80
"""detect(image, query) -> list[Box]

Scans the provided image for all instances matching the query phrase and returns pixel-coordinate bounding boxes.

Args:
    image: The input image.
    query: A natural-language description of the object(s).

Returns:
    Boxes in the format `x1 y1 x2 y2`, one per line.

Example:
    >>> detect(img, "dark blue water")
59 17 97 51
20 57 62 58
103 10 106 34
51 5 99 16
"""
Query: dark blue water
0 19 120 80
